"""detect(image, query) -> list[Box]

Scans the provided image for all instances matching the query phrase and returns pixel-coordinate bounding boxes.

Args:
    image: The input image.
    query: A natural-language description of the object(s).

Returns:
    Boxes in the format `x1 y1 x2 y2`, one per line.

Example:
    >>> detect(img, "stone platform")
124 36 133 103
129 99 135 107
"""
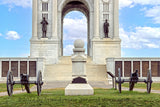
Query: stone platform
65 84 94 96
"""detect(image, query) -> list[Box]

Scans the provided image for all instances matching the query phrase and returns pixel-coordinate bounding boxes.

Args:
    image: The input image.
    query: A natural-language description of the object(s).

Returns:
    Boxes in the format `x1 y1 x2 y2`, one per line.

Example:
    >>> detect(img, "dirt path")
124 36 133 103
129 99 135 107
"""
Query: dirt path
0 82 159 96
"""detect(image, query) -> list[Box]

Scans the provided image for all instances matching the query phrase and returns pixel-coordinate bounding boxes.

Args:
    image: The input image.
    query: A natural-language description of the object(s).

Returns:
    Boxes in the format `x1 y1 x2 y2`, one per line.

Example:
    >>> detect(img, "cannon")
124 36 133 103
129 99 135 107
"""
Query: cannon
116 68 152 93
6 70 43 96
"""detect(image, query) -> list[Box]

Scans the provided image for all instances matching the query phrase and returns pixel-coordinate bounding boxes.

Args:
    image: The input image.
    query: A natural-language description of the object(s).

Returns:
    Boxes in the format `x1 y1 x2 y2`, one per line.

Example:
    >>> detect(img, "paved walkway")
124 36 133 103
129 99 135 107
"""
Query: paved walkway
0 81 160 96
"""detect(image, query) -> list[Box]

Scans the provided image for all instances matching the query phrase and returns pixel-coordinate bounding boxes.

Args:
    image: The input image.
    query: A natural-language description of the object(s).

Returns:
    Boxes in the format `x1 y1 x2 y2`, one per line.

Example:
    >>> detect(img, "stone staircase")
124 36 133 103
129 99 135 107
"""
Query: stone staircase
44 56 108 85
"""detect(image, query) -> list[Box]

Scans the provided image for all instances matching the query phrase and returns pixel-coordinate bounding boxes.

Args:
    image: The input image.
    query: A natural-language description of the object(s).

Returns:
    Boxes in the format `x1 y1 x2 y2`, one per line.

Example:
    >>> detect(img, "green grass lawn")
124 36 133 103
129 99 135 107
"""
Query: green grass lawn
0 83 35 92
121 83 160 90
0 89 160 107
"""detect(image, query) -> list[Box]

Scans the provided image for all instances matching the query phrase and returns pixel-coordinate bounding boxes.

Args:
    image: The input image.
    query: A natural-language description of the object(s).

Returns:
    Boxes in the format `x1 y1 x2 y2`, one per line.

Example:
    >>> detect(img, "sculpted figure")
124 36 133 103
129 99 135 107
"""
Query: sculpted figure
104 19 109 38
41 17 48 38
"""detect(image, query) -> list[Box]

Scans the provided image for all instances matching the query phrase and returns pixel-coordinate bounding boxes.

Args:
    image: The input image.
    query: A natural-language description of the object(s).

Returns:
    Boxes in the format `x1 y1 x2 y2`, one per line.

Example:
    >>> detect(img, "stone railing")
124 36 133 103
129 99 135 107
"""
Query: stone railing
106 57 160 82
0 57 45 81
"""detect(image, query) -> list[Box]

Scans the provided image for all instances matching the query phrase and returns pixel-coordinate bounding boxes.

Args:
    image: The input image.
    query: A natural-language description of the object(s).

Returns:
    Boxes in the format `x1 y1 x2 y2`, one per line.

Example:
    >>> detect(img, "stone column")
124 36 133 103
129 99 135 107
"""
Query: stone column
52 0 58 39
140 61 142 77
18 61 20 77
31 0 38 40
65 39 94 96
27 60 29 75
113 0 119 38
9 60 11 71
72 39 87 80
93 0 100 39
122 61 124 77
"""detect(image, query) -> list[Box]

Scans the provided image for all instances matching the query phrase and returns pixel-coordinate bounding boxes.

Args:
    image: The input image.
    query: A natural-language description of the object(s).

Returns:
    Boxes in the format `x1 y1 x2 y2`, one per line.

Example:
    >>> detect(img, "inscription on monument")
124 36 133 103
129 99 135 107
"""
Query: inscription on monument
29 61 36 77
142 61 149 77
124 61 131 77
11 61 18 77
2 61 9 77
115 61 122 77
20 61 27 74
133 61 140 77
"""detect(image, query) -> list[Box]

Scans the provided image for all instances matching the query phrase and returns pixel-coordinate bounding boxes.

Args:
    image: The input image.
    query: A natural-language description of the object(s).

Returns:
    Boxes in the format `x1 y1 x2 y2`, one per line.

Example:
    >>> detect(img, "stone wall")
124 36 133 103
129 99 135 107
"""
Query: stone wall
106 58 160 82
0 58 45 81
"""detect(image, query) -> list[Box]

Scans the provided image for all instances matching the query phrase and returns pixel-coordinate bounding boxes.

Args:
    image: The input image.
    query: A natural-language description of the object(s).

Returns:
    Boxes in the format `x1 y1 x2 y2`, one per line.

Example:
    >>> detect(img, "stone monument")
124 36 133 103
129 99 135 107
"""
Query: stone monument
65 39 94 95
30 0 121 64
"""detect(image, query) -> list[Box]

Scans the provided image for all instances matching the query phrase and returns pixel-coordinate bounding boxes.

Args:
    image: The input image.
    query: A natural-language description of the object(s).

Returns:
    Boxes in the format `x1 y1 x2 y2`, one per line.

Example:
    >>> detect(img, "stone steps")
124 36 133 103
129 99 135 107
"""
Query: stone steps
44 57 108 84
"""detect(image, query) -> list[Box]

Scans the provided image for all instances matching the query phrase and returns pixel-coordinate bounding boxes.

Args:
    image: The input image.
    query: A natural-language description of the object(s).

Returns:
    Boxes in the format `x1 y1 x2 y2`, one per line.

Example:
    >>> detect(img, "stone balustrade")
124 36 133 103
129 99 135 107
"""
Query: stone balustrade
0 57 45 81
106 57 160 82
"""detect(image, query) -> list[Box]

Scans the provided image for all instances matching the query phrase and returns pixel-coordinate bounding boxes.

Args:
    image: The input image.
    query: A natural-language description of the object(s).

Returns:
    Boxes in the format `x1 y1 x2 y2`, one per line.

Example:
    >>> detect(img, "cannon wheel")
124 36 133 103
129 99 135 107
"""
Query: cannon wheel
118 68 122 93
37 71 43 96
146 70 152 93
25 84 31 93
6 71 14 96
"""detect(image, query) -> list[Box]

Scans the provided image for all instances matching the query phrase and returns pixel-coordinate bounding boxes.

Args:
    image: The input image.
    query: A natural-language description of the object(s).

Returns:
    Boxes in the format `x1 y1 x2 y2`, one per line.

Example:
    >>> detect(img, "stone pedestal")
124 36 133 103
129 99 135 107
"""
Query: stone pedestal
65 39 94 96
30 39 59 64
92 38 121 64
65 84 94 96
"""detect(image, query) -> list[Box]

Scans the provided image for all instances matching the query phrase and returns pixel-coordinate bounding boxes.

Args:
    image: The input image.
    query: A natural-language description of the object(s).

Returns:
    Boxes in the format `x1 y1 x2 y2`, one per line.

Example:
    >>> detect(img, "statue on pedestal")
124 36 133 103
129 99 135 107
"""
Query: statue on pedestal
41 17 48 38
104 19 109 38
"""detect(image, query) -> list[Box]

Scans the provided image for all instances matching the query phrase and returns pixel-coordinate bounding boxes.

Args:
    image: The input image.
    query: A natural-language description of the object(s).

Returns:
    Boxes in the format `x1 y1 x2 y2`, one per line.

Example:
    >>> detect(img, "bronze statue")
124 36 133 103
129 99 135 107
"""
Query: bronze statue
104 19 109 38
41 17 48 38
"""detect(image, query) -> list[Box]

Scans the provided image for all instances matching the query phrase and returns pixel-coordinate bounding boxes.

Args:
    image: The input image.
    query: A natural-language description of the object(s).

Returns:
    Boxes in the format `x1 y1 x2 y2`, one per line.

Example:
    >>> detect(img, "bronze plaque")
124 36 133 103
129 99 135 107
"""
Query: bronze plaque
133 61 140 77
142 61 149 77
11 61 18 77
20 61 27 74
29 61 36 77
124 61 131 77
2 61 9 77
115 61 122 77
151 61 160 77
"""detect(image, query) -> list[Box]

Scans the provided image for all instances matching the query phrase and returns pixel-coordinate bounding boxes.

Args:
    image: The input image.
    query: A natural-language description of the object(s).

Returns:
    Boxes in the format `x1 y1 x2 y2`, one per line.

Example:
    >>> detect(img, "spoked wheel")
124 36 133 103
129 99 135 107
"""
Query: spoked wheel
146 70 152 93
37 71 43 96
6 71 14 96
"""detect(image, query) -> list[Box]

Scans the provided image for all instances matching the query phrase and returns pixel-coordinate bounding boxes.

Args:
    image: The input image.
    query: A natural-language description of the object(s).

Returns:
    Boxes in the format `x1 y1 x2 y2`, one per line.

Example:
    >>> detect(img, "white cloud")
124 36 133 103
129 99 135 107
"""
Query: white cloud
5 31 20 40
119 0 160 9
0 0 32 10
63 45 74 56
0 33 2 36
119 0 133 9
120 27 160 49
145 6 160 24
132 0 160 6
63 16 87 42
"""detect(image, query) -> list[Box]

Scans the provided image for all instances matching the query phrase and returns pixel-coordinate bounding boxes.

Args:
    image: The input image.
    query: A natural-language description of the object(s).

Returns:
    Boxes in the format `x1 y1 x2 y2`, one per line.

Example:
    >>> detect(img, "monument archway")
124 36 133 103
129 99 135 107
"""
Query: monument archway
63 11 88 56
30 0 121 64
58 0 93 56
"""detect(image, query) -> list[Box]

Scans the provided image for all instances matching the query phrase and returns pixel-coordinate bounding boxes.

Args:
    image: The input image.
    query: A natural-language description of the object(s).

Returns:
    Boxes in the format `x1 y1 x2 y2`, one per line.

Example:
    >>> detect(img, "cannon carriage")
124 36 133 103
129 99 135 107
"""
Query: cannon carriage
107 68 152 93
6 70 43 96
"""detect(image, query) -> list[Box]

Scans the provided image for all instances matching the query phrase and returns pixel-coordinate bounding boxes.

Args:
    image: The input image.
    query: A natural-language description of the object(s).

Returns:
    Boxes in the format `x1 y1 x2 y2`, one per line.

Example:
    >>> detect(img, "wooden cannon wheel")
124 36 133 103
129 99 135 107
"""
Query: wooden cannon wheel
37 71 43 96
6 71 14 96
146 70 152 93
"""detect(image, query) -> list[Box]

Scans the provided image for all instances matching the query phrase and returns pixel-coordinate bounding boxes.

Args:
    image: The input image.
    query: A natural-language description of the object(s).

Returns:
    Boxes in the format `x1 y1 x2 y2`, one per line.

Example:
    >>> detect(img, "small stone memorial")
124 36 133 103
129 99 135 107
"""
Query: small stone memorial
65 39 94 95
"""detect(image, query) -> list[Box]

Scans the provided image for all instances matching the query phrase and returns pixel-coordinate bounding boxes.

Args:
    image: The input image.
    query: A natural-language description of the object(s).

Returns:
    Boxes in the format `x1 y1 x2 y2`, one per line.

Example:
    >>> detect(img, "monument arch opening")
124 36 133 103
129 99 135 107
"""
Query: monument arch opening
60 0 91 56
31 0 121 64
63 11 88 56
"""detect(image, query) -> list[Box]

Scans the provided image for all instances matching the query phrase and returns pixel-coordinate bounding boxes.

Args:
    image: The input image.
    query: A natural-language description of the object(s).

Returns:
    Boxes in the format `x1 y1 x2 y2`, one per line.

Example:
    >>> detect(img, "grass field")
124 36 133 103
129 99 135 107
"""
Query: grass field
0 89 160 107
0 83 35 92
122 83 160 90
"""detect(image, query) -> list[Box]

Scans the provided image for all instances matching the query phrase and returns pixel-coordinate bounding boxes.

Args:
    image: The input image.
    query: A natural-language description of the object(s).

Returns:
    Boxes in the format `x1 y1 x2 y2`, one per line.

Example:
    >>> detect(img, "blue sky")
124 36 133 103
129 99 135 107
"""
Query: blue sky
0 0 160 57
